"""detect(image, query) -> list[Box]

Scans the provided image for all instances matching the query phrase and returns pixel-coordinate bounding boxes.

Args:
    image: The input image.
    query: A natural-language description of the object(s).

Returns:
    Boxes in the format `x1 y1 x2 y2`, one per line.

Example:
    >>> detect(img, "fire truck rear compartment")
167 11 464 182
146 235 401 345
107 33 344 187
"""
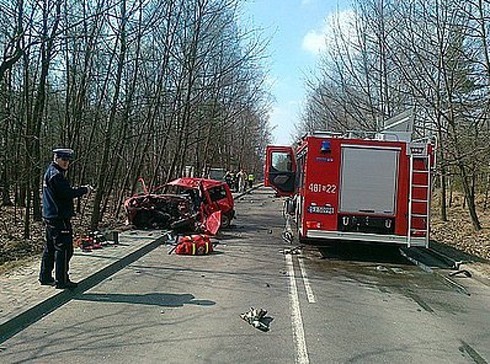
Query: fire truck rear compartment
336 146 400 235
339 146 400 217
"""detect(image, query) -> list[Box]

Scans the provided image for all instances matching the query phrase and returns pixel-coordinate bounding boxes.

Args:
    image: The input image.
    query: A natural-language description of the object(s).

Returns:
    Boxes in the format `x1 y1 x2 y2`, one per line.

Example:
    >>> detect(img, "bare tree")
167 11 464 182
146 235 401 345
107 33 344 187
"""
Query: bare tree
0 0 273 235
303 0 490 230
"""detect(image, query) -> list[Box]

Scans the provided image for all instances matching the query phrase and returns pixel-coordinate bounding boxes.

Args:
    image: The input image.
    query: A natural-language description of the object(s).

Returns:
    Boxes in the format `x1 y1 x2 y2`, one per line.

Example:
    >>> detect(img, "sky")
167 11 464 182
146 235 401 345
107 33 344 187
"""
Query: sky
240 0 350 145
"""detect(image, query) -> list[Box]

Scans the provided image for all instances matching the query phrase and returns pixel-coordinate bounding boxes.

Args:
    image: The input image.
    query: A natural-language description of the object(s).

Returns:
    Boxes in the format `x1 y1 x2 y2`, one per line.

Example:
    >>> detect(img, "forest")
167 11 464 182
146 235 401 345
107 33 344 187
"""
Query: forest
0 0 272 244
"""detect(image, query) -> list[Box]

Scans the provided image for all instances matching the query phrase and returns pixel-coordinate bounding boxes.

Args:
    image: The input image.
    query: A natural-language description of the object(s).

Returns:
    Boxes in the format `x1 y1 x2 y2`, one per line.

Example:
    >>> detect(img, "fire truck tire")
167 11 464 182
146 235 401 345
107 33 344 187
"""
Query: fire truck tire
298 231 308 244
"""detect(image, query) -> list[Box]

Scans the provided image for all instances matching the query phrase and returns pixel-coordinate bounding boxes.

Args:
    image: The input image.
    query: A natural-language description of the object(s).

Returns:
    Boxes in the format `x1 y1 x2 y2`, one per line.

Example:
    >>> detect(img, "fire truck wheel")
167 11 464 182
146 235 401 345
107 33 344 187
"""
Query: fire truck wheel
221 213 231 228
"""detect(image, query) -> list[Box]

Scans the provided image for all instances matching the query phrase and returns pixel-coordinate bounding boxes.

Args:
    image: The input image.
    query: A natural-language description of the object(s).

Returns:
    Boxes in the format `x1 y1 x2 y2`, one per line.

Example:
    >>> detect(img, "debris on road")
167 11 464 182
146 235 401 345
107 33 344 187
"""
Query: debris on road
74 231 119 252
240 307 271 332
281 230 293 243
281 246 303 255
448 269 472 278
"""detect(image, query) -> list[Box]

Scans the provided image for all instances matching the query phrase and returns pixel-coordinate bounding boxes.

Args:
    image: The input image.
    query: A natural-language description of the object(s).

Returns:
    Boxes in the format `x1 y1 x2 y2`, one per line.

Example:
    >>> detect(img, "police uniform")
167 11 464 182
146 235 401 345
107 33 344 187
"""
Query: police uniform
39 148 89 289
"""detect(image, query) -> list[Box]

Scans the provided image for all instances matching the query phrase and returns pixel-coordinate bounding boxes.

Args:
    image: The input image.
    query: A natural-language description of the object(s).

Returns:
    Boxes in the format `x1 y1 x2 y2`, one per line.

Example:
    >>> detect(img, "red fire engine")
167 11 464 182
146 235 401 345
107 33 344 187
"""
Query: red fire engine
264 112 435 247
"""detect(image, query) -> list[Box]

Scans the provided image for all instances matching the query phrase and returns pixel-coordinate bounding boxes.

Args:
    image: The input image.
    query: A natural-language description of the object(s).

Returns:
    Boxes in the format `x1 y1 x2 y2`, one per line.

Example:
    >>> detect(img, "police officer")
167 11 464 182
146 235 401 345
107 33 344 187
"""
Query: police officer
39 148 91 289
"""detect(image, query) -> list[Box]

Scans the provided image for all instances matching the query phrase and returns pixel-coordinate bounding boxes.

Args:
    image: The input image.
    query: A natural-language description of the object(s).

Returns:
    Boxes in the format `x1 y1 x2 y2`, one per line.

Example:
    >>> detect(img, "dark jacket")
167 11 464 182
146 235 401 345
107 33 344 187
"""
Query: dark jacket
42 162 88 220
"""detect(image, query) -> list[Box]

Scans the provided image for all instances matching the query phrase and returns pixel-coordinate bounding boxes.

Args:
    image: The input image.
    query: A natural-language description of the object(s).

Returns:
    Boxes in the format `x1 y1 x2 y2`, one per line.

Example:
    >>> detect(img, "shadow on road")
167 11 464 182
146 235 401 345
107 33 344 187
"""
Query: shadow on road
75 292 216 307
314 241 411 265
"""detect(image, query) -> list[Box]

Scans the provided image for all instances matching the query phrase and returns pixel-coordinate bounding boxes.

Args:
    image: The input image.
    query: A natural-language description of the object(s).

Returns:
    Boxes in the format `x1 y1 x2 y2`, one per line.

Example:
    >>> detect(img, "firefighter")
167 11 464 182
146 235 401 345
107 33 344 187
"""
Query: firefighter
39 148 92 289
247 173 255 189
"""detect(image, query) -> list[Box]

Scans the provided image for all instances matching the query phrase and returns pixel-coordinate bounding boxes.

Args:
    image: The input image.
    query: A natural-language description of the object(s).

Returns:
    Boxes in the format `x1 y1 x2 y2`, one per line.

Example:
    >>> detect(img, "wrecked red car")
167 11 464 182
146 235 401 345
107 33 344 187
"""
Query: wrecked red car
166 177 235 229
124 177 235 234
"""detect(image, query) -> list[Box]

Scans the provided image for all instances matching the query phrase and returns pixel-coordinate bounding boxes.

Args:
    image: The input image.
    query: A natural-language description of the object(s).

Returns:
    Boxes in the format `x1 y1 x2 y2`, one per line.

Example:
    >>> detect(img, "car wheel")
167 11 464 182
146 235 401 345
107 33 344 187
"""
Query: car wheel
221 213 231 228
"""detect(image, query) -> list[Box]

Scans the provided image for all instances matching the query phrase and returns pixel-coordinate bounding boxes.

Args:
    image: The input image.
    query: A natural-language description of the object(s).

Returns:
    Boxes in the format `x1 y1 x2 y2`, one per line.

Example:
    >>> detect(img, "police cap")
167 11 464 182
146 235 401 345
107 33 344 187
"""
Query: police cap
53 148 74 160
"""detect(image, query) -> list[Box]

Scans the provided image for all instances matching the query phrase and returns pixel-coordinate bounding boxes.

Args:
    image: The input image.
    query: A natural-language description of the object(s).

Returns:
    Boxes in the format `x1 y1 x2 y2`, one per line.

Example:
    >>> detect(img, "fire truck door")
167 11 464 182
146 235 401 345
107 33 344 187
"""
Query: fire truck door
264 146 296 197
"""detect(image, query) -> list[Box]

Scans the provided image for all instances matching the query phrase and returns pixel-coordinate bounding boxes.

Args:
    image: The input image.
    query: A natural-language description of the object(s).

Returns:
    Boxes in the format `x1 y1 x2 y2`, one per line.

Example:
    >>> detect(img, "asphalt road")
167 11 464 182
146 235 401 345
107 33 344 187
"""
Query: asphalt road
1 187 489 363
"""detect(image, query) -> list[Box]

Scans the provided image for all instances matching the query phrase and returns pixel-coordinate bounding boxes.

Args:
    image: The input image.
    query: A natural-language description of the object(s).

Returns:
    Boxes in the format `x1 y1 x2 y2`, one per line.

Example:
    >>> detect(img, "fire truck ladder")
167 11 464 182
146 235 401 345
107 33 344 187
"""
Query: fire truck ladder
407 152 431 248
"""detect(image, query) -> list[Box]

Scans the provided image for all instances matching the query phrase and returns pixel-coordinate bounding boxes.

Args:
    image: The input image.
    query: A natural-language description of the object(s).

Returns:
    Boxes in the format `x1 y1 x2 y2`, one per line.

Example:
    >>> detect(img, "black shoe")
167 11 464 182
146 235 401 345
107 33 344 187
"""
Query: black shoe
39 278 56 286
55 280 78 290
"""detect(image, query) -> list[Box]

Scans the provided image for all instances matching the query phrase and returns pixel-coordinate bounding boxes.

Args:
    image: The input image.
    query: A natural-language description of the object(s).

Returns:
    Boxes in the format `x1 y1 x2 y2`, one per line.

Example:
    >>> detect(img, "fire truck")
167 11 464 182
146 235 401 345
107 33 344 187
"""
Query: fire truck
264 112 435 247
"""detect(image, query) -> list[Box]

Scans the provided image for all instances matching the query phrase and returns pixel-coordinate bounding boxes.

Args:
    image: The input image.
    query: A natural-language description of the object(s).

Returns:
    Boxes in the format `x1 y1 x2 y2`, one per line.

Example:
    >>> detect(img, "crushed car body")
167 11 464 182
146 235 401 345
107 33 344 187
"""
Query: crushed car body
124 177 235 233
124 192 194 230
166 177 235 229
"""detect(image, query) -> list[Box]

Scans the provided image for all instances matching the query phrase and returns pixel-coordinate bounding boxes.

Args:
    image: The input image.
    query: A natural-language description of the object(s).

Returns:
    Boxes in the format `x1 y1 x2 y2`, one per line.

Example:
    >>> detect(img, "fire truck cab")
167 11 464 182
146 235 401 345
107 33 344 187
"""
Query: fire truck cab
265 113 435 247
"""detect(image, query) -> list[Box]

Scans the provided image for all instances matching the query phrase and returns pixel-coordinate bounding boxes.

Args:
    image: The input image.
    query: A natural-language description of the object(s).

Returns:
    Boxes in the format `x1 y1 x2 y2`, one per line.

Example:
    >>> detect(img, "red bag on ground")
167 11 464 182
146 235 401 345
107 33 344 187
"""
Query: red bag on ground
175 234 213 255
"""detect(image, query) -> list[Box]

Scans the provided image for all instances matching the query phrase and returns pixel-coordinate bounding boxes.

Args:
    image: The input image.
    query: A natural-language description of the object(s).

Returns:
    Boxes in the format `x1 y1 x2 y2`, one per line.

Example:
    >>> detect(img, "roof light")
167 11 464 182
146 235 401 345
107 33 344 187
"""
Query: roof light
321 140 331 153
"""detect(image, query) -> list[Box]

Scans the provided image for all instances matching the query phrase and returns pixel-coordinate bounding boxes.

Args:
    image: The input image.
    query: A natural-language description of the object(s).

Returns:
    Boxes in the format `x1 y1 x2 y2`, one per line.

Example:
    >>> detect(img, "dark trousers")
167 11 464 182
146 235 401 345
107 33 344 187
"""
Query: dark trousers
39 219 73 284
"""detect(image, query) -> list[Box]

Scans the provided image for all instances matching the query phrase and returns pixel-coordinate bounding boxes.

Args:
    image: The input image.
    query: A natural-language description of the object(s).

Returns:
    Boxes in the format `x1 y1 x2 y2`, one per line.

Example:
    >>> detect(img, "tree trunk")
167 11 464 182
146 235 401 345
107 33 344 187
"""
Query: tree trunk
90 1 127 230
457 161 481 230
439 171 447 221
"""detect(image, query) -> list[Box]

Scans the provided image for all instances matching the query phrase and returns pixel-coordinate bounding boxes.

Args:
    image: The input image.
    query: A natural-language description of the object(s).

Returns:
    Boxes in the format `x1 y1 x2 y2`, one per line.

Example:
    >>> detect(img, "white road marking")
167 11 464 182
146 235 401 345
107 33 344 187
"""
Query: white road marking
298 257 316 303
286 254 310 364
